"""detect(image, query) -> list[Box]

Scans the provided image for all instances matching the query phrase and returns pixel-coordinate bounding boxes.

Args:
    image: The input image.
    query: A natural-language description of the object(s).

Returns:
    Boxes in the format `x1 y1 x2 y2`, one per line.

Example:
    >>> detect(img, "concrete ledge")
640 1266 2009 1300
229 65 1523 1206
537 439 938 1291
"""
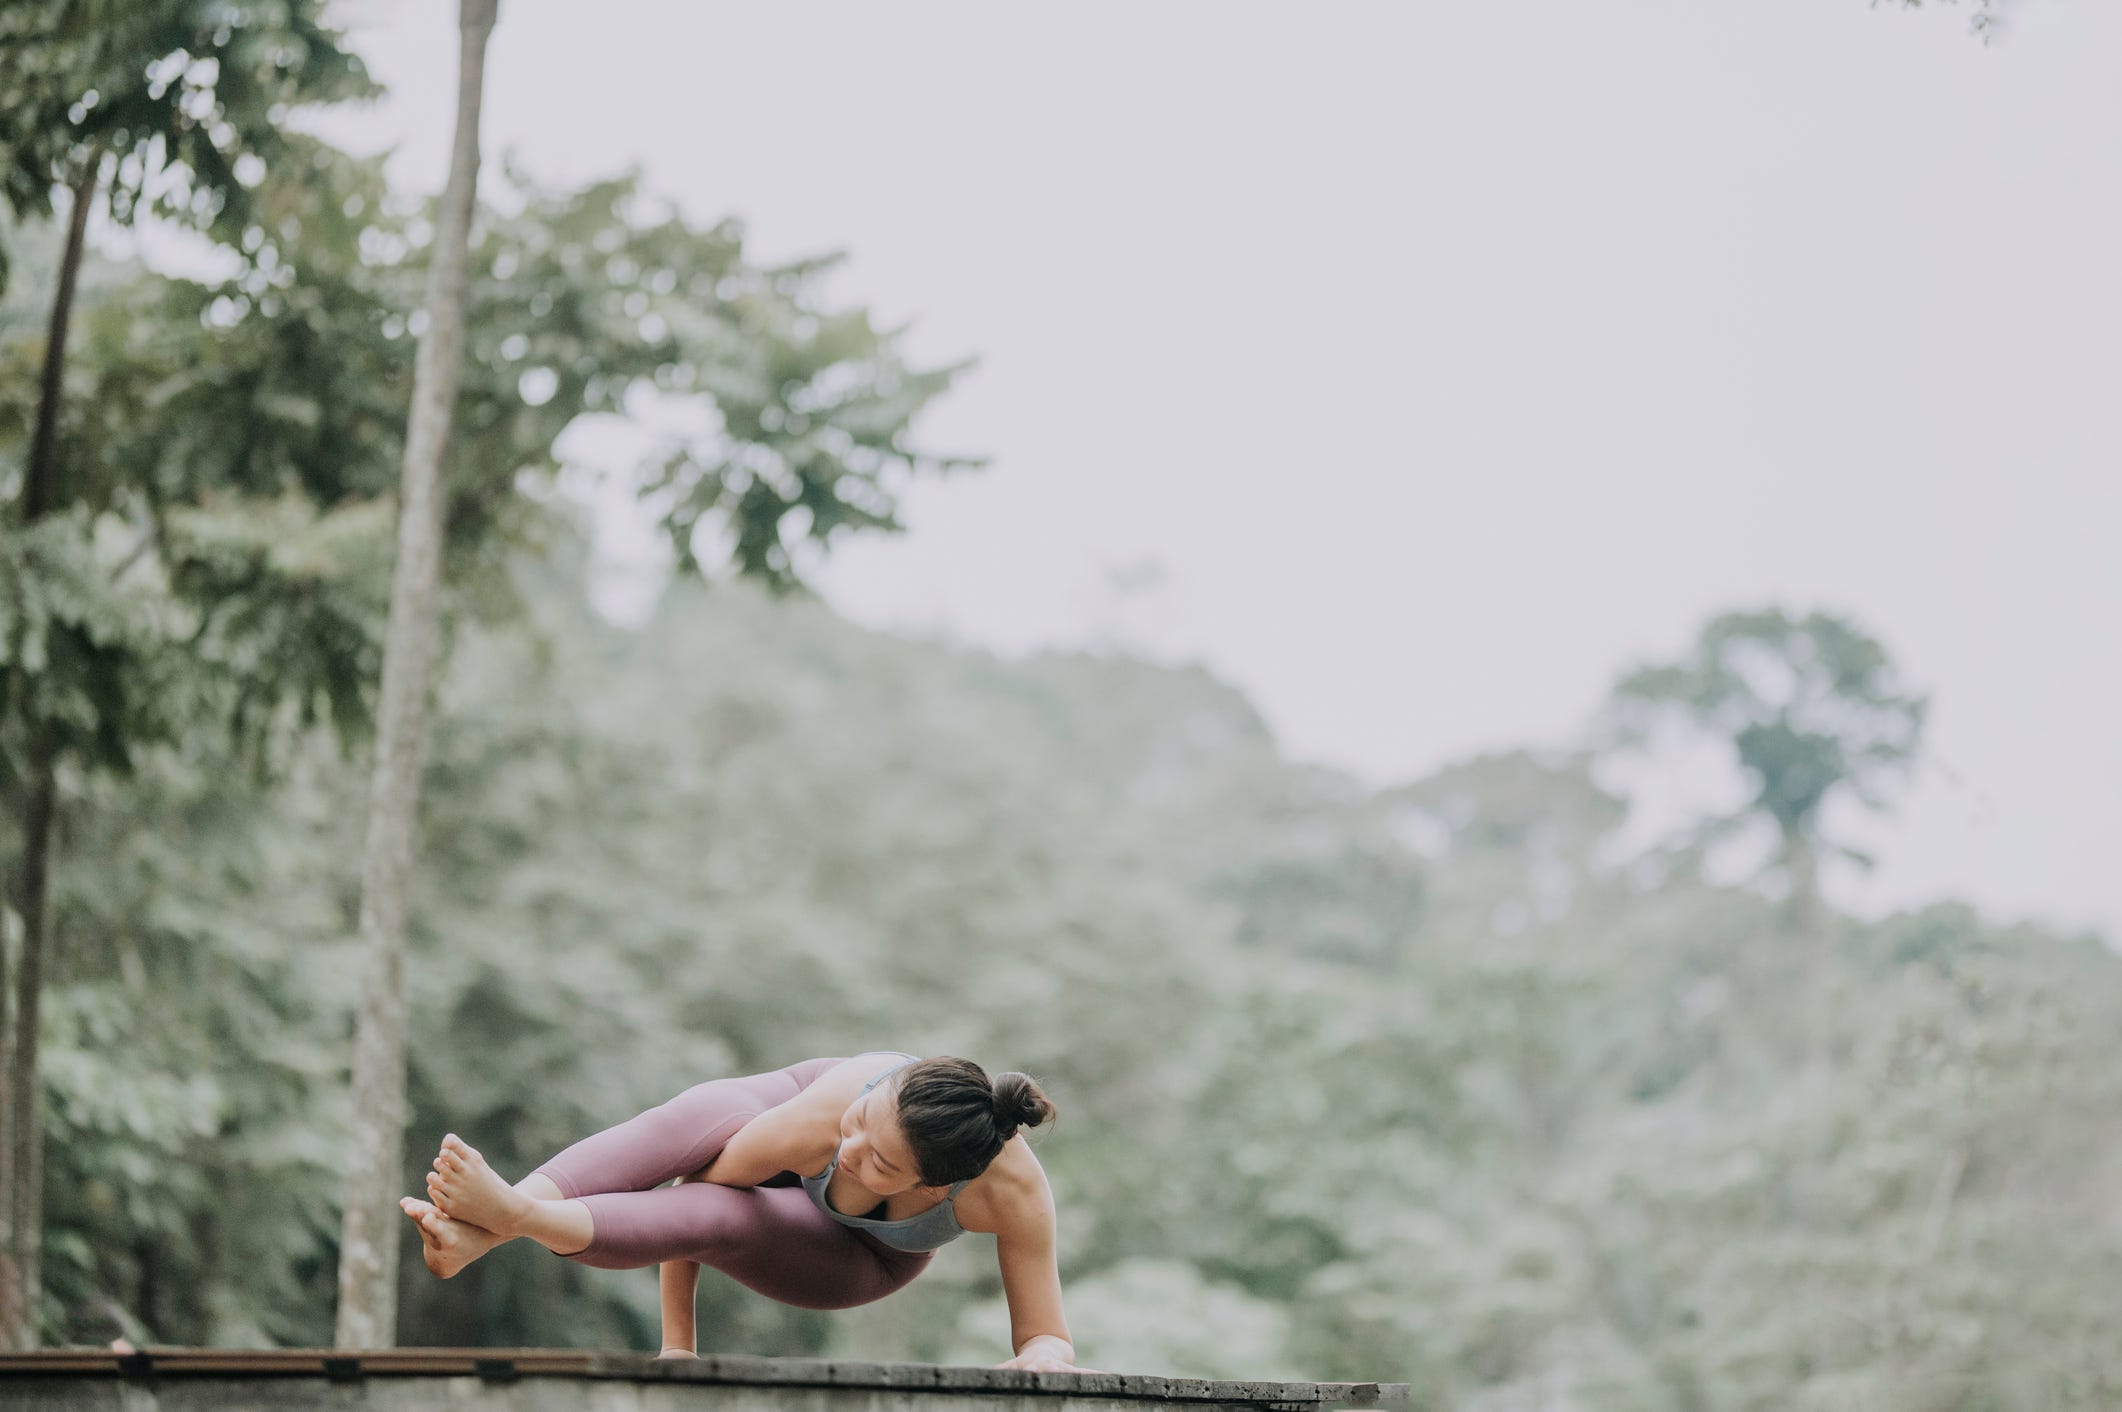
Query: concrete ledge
0 1349 1411 1412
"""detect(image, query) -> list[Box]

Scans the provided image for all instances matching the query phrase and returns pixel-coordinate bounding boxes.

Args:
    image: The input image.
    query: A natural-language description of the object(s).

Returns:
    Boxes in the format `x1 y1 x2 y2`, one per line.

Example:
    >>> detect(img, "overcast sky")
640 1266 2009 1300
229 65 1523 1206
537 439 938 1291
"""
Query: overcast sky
301 0 2120 941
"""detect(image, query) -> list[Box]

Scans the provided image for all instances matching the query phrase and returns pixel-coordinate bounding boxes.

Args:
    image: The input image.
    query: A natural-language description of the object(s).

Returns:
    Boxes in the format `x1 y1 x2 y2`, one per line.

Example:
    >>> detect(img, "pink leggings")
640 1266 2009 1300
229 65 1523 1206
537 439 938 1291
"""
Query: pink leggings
528 1057 932 1310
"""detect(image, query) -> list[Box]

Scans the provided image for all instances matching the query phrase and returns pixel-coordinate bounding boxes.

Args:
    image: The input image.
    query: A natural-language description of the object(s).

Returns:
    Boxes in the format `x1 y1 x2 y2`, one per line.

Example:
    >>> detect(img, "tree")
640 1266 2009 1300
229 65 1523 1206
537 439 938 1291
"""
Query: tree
0 0 370 1348
1606 608 1927 1085
1607 609 1926 936
333 0 498 1351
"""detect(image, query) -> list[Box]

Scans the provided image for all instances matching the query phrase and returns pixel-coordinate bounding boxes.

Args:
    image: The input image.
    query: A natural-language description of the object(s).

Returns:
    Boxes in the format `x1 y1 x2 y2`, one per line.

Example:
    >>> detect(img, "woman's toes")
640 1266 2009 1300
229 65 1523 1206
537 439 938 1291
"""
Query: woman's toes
400 1198 442 1244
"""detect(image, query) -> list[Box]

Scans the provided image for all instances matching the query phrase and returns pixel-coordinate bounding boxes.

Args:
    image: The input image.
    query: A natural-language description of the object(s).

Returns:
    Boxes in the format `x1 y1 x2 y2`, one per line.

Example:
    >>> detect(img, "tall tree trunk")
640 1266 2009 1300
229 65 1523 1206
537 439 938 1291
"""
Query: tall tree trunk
1784 827 1823 940
0 737 54 1354
0 154 98 1354
1783 828 1832 1082
18 161 94 523
332 0 497 1350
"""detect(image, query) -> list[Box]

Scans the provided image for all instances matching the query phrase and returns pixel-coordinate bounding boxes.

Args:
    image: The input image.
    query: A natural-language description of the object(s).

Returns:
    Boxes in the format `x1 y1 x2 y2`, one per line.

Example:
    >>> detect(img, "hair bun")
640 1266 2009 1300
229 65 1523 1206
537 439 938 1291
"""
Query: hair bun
990 1071 1056 1139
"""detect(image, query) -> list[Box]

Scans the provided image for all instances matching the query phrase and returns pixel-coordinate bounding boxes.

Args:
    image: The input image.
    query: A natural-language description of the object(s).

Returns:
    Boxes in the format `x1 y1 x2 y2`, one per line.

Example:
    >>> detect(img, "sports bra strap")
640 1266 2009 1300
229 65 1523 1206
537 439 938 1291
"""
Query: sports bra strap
859 1056 915 1095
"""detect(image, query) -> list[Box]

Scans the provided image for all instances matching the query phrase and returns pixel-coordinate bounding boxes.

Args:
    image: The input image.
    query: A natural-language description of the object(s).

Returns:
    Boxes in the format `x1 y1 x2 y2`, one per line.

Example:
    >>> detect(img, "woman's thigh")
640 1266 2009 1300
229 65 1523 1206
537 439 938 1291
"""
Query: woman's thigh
569 1181 930 1310
533 1057 841 1198
684 1184 932 1310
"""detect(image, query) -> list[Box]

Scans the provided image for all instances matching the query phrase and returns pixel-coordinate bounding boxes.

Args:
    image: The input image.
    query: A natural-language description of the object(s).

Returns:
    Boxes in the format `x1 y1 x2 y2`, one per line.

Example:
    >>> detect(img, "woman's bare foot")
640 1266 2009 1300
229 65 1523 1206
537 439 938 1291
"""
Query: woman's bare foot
425 1134 534 1237
399 1196 506 1278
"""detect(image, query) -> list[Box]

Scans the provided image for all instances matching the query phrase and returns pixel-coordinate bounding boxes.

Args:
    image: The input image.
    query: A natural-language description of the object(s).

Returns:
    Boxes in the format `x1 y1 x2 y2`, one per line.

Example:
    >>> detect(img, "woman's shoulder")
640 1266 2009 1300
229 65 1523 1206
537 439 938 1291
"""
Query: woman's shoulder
794 1053 912 1105
952 1132 1053 1235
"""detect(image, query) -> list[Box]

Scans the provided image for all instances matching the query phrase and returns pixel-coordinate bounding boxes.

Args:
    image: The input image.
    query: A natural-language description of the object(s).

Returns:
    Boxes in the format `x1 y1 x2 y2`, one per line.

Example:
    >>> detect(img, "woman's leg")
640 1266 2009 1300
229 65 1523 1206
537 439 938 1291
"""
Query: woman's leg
415 1057 841 1270
531 1057 839 1199
568 1179 932 1311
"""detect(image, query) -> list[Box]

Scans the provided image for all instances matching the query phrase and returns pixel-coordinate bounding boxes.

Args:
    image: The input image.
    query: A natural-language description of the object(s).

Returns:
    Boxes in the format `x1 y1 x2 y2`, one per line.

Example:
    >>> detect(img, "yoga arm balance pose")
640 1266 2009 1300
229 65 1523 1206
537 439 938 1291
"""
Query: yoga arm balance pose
399 1052 1082 1371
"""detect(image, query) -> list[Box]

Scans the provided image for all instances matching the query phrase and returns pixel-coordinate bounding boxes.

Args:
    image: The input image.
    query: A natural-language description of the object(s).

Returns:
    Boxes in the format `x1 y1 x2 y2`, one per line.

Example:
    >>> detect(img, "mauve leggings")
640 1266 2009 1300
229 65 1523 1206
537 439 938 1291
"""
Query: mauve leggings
528 1057 932 1310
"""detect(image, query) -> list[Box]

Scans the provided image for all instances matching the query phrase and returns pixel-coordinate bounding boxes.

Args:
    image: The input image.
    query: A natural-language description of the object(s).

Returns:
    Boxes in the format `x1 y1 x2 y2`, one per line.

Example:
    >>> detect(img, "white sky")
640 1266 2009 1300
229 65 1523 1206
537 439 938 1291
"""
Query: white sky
301 0 2119 942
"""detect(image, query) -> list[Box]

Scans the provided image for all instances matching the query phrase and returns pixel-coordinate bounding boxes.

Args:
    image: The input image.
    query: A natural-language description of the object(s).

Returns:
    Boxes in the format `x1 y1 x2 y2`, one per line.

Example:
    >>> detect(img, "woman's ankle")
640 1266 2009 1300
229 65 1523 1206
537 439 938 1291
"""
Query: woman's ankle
516 1172 566 1203
522 1196 595 1257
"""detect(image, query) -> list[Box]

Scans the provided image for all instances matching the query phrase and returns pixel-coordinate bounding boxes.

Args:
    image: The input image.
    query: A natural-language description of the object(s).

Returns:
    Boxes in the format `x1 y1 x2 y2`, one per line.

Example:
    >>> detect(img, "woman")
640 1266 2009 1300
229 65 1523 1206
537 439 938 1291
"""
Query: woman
398 1051 1081 1371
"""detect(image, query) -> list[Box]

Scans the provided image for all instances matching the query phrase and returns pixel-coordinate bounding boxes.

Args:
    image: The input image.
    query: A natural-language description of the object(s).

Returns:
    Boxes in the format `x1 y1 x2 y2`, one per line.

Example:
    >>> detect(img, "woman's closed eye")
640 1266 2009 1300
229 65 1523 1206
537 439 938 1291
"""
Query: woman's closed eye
861 1095 904 1176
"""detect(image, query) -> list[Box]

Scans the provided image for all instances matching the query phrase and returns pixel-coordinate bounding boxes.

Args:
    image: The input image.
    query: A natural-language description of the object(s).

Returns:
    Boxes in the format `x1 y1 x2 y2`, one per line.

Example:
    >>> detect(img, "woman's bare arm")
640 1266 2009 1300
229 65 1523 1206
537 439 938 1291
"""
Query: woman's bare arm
658 1256 700 1356
697 1103 818 1186
696 1068 865 1188
961 1144 1081 1370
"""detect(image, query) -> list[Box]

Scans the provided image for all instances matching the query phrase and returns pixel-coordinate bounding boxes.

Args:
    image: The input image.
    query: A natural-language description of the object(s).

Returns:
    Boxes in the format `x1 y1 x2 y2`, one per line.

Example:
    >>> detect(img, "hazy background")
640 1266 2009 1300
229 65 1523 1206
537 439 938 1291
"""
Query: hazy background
271 0 2122 942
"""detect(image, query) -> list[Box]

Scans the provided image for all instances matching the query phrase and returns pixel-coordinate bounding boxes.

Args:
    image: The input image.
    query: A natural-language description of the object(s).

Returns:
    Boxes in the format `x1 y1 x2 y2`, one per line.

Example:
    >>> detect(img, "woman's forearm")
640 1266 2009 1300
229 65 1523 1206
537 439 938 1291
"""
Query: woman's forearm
659 1259 700 1353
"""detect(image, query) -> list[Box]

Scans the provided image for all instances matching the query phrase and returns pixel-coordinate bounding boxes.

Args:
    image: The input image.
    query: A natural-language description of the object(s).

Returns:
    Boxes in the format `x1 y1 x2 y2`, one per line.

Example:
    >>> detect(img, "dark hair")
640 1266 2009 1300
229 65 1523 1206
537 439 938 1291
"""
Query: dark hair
891 1057 1056 1186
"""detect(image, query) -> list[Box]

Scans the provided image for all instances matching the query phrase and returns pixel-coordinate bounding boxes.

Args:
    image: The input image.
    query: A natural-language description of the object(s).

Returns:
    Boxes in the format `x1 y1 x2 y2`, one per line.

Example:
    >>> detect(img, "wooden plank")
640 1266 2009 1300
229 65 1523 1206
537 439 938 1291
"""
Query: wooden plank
0 1348 1408 1406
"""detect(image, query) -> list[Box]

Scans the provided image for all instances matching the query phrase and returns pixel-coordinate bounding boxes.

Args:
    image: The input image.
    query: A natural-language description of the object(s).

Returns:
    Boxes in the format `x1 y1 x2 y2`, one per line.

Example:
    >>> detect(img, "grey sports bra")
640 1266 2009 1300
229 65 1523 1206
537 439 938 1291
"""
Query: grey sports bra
802 1052 971 1253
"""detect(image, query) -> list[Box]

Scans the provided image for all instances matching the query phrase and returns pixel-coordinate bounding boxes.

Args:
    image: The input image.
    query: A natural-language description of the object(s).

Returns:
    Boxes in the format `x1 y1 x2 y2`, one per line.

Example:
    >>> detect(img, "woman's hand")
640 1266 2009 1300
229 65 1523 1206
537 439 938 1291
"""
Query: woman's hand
995 1335 1093 1372
995 1351 1092 1372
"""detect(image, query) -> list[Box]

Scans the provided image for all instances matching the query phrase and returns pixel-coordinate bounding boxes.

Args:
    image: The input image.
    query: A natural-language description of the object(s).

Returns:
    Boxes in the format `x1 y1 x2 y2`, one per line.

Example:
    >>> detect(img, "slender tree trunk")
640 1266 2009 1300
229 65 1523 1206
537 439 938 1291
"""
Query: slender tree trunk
332 0 497 1350
0 737 54 1354
18 161 94 523
1784 828 1833 1082
0 155 98 1354
1784 828 1823 940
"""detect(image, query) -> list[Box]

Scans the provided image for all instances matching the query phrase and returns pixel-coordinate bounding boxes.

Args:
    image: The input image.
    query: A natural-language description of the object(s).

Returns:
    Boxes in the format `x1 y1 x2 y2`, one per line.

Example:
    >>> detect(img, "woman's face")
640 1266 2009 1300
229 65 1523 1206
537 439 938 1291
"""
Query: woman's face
837 1082 929 1196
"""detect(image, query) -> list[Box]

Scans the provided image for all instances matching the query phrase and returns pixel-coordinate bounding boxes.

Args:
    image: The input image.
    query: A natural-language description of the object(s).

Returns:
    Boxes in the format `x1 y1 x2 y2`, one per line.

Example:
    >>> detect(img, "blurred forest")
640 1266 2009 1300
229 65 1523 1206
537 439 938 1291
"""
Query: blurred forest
27 555 2122 1406
4 2 2119 1409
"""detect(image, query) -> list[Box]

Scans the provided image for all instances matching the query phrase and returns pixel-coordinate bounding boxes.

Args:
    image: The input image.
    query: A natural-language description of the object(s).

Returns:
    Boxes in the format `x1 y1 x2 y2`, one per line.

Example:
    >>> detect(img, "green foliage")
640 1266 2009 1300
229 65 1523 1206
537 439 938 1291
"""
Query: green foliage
636 242 988 590
0 208 399 782
0 107 985 774
0 510 185 786
0 0 377 293
33 729 356 1346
